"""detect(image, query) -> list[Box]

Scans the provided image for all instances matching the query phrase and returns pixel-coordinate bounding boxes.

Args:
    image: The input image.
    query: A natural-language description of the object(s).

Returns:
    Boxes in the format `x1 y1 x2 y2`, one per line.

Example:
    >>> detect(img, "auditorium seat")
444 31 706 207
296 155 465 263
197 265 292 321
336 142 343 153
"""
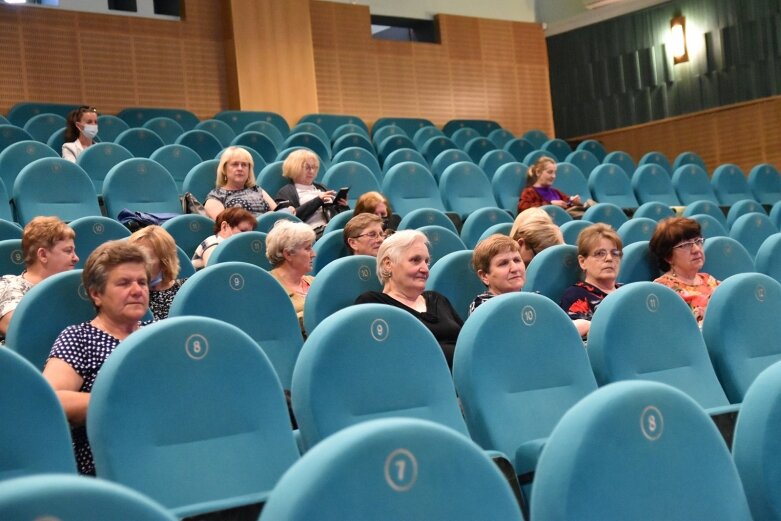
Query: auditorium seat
412 125 445 149
460 207 514 249
633 201 675 221
142 116 184 145
439 162 497 219
255 211 302 234
712 163 756 205
0 140 59 196
290 122 330 147
322 161 380 207
377 134 416 166
420 135 458 164
451 127 480 149
616 240 660 283
23 113 66 143
114 128 165 158
372 117 434 140
560 220 593 246
540 138 571 162
564 149 600 179
332 132 374 157
182 158 219 204
443 119 501 137
487 128 515 149
521 129 549 149
331 122 370 143
231 130 278 163
702 236 755 280
175 129 223 161
478 149 516 181
418 225 467 266
331 147 382 183
312 229 350 274
726 198 766 228
96 115 130 143
381 148 428 177
617 217 657 245
206 231 271 270
162 214 214 257
632 163 681 205
682 199 728 228
464 136 498 164
76 142 133 195
689 213 729 238
149 144 202 193
382 162 446 217
523 244 580 302
195 118 236 148
581 202 629 229
102 158 181 220
602 150 636 177
117 107 199 131
552 161 591 202
492 162 527 213
425 249 484 320
748 163 781 205
637 150 673 175
214 109 290 137
397 207 457 233
729 212 777 257
672 164 720 205
540 204 572 226
575 138 606 161
503 137 536 163
68 215 131 268
588 164 639 209
371 124 407 149
672 150 707 172
0 124 34 154
431 148 473 183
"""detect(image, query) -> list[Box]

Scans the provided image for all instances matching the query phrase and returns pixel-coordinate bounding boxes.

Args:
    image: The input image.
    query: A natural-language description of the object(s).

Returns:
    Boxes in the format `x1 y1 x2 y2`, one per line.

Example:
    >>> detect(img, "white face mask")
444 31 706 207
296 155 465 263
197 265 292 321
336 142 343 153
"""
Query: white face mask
81 124 98 140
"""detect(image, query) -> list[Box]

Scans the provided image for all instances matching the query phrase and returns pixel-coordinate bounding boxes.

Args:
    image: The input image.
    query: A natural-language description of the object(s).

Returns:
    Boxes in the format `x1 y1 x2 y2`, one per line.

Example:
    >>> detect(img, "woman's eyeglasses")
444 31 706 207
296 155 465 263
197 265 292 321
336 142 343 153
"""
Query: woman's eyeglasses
353 230 388 240
672 237 705 251
589 248 623 260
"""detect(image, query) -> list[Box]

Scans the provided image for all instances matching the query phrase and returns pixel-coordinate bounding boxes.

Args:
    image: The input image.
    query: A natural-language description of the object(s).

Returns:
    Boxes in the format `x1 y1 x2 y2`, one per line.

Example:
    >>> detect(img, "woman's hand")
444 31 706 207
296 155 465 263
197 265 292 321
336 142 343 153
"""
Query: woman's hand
319 190 337 204
569 195 582 205
335 197 348 207
551 199 568 208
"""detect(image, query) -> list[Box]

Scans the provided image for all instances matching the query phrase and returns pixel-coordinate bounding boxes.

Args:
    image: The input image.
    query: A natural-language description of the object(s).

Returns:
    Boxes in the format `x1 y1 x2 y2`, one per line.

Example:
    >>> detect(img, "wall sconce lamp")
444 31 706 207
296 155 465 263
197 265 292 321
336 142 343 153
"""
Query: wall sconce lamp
671 16 689 64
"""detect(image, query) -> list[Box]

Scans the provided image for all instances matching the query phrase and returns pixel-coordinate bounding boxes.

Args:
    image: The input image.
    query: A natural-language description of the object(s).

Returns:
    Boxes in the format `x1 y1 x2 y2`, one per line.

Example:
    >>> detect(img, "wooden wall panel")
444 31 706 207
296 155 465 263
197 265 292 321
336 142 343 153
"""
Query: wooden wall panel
0 0 227 119
579 96 781 173
310 2 554 136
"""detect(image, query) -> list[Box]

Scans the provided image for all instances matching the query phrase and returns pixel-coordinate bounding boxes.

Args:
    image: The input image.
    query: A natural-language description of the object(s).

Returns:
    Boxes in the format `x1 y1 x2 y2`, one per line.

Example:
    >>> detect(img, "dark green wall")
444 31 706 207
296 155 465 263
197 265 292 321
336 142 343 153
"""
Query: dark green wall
547 0 781 138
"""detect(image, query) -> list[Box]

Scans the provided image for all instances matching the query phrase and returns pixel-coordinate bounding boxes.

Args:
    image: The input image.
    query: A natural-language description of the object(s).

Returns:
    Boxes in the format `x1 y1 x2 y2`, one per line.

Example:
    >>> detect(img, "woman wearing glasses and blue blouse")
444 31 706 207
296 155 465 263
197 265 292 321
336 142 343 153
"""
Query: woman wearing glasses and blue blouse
560 223 624 338
650 216 719 327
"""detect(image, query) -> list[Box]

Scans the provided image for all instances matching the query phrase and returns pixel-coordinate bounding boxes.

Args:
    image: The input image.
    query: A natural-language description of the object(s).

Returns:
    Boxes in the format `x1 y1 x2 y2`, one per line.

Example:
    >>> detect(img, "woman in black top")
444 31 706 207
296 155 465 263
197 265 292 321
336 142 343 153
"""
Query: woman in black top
355 229 462 367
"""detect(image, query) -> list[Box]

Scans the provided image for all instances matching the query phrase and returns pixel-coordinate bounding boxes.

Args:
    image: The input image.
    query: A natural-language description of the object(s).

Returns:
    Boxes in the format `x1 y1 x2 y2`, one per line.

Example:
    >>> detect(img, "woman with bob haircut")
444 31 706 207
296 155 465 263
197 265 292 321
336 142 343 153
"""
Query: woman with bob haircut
43 240 152 475
649 216 719 326
266 219 317 334
469 234 526 314
128 225 184 320
191 207 258 270
355 229 462 367
560 223 623 338
204 146 286 219
343 213 385 256
509 209 564 266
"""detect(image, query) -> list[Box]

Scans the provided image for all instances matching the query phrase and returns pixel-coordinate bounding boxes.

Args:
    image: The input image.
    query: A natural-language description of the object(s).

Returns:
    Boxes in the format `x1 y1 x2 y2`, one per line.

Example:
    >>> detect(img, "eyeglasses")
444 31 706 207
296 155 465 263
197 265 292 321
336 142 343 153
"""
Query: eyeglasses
589 248 623 260
353 230 388 240
228 161 250 169
673 237 705 251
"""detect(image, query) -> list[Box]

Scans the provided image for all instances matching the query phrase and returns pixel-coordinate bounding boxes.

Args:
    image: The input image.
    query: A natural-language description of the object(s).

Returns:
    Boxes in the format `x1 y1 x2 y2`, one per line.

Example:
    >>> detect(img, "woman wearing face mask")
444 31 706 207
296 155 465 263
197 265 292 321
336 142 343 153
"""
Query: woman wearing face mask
128 225 185 320
62 106 99 163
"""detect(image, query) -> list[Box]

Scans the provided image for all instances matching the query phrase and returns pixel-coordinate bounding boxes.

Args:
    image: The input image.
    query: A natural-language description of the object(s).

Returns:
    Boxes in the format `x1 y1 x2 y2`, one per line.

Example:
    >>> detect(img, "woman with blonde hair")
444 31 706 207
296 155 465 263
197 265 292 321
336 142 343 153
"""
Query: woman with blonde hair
275 149 349 237
509 210 564 265
128 225 185 320
517 155 592 214
204 146 286 219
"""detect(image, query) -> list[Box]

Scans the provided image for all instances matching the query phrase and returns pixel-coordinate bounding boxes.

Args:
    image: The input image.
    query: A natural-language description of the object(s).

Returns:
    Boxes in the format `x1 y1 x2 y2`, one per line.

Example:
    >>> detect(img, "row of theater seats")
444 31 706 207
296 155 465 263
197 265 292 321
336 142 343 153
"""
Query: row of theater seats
4 275 781 519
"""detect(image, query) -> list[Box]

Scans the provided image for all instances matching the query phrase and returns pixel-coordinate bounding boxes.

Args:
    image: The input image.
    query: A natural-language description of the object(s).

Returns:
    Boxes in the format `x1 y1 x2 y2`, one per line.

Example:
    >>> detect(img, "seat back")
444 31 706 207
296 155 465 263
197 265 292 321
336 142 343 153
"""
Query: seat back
564 149 600 179
532 381 752 521
168 263 303 389
439 162 496 219
588 164 638 208
69 216 131 268
7 102 77 127
733 360 781 521
418 225 467 266
729 212 778 258
633 201 675 221
0 124 34 154
588 282 730 409
142 116 184 145
464 137 498 164
0 348 77 479
262 418 523 521
540 204 572 226
616 240 661 284
102 158 181 219
672 151 707 172
638 151 673 175
114 128 165 158
478 222 513 242
581 202 629 229
0 219 22 241
703 273 781 403
487 128 514 148
523 244 581 302
430 149 472 183
88 317 299 518
182 159 219 203
231 131 278 163
553 161 591 201
195 118 236 147
382 162 445 217
255 211 302 234
522 129 549 149
492 162 527 213
541 138 572 162
632 163 681 205
0 474 176 521
460 207 513 249
683 199 728 228
689 213 729 238
413 125 445 149
374 117 435 139
702 236 755 280
712 163 755 205
372 124 407 148
175 129 223 161
726 198 766 228
214 110 290 136
420 136 458 164
575 138 606 161
332 132 374 157
617 217 658 245
425 250 484 320
453 293 597 473
13 158 100 225
149 144 202 193
303 255 380 335
603 150 636 176
332 147 382 183
451 127 480 149
312 229 350 274
0 140 59 197
76 142 134 195
0 239 24 275
503 137 536 163
755 232 781 285
6 270 95 370
243 120 285 150
23 113 66 143
322 161 380 207
560 219 593 245
96 115 130 142
162 214 215 257
478 149 515 181
206 231 272 270
397 207 457 233
377 135 416 165
672 164 720 204
292 304 468 451
322 209 354 235
117 107 199 130
748 163 781 205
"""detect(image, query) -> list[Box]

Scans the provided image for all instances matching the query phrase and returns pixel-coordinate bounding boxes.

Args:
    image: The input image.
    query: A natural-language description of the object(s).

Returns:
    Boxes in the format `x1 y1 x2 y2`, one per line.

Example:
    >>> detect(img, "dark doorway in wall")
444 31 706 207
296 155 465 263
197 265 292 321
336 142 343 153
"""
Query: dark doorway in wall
153 0 180 17
108 0 136 12
371 15 439 44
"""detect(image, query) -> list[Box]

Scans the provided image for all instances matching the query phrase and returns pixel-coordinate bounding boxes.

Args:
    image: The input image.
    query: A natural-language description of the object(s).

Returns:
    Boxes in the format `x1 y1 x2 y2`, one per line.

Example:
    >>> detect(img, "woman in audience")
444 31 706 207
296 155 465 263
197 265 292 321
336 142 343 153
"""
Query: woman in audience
343 213 385 256
469 234 526 314
649 216 719 326
517 155 592 214
509 211 564 266
560 223 623 338
128 226 185 320
355 230 462 367
275 149 349 237
204 146 288 219
266 219 316 334
43 241 151 475
0 216 79 341
62 105 98 163
191 207 257 270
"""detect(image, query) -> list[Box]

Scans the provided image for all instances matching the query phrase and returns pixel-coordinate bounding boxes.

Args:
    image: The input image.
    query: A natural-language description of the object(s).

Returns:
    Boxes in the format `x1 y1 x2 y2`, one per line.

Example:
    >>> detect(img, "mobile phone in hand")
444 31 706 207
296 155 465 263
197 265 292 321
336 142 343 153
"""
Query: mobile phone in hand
334 187 350 201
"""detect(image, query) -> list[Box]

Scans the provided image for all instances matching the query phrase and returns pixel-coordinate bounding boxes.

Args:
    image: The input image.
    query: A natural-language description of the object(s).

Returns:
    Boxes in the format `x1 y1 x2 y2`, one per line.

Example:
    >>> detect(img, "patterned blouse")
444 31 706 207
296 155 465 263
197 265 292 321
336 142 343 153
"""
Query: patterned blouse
206 186 271 215
149 279 187 320
560 281 620 321
654 272 720 326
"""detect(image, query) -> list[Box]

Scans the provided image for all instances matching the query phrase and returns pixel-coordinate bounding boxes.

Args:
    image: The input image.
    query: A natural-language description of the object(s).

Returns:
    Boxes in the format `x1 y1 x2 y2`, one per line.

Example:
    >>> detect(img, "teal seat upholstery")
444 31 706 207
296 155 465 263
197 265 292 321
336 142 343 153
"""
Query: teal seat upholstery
102 158 181 219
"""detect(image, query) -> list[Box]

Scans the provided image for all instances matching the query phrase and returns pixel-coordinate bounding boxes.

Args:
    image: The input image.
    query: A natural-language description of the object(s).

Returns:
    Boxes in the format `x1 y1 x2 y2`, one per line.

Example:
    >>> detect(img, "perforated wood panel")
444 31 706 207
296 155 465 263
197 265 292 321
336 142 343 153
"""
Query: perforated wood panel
579 96 781 174
0 0 227 119
310 2 554 136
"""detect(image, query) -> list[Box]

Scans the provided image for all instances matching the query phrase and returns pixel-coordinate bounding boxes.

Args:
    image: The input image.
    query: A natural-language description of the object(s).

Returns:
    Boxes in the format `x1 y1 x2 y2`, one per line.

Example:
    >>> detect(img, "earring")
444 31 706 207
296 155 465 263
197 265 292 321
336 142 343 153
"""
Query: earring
381 269 392 280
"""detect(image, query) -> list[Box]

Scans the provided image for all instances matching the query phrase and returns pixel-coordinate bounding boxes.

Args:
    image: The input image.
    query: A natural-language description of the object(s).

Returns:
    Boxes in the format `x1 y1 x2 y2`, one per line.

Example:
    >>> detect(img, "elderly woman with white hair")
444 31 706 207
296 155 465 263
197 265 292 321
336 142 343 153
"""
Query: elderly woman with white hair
266 219 317 334
355 229 463 367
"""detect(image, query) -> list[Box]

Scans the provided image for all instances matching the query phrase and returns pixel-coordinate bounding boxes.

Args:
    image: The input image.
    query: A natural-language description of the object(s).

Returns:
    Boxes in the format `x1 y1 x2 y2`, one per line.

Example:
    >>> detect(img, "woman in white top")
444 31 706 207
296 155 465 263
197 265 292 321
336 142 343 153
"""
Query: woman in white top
62 106 98 163
275 149 348 237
